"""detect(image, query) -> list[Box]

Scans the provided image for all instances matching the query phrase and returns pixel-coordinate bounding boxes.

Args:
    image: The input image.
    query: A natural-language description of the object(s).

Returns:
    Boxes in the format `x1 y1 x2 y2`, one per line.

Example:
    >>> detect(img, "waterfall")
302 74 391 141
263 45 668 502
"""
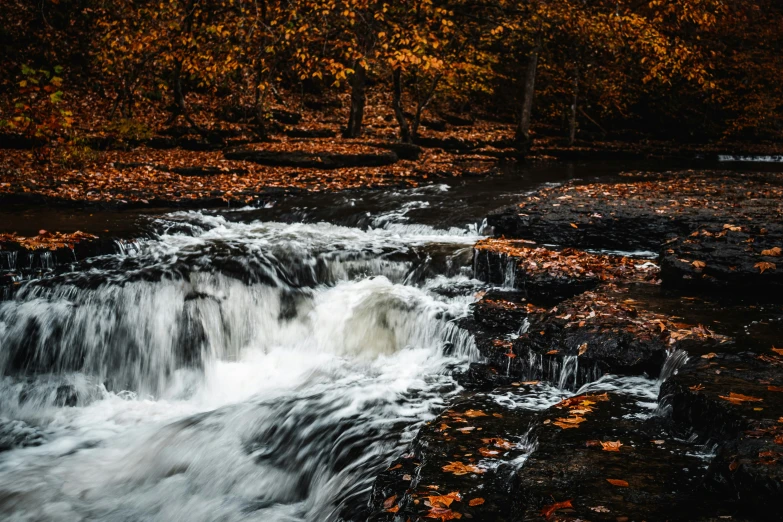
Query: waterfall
0 212 483 522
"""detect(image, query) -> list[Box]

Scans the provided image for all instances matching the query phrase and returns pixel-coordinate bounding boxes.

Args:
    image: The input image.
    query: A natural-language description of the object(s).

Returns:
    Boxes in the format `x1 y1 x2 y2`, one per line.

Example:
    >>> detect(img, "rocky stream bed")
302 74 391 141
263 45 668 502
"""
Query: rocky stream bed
1 167 782 521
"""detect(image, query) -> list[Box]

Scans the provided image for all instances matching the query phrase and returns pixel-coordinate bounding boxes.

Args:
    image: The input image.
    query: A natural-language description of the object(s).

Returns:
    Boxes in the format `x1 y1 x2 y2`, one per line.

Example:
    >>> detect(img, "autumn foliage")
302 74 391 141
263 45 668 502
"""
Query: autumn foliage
0 0 781 150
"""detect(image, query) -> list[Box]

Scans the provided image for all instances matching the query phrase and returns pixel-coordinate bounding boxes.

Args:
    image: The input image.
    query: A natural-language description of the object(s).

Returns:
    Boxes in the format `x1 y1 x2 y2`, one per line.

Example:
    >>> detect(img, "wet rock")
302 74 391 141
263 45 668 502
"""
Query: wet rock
223 149 399 169
368 388 541 522
463 285 729 391
488 171 783 252
659 351 783 517
512 391 731 521
661 223 783 298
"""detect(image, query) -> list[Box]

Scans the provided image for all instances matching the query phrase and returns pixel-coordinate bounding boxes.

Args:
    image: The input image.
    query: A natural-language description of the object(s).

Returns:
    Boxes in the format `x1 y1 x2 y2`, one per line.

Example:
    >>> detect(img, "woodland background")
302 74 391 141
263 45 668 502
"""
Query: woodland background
1 0 782 165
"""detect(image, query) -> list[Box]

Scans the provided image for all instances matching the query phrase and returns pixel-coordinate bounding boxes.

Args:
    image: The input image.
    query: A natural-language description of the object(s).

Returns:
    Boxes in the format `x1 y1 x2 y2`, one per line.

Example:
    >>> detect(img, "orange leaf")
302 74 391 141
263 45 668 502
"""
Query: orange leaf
692 260 706 268
570 223 578 229
383 495 397 509
426 491 461 508
442 461 484 475
768 385 783 392
772 347 783 356
540 499 573 519
468 497 485 506
719 392 763 405
600 440 623 452
606 479 629 487
755 261 776 274
761 247 782 257
463 409 487 418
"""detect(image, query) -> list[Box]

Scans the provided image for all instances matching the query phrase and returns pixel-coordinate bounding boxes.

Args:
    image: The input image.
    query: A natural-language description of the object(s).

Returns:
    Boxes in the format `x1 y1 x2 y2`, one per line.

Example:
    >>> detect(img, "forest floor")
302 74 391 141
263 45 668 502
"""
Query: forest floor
2 90 781 208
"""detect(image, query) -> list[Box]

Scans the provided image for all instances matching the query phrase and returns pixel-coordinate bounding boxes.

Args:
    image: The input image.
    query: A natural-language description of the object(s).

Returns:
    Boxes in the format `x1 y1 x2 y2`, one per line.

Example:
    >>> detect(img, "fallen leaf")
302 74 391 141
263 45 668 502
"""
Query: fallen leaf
719 392 764 405
606 479 629 487
463 409 488 418
590 505 610 513
729 461 740 471
769 386 783 392
692 260 706 268
521 380 540 385
761 247 782 257
755 261 776 274
442 462 484 475
383 495 397 509
570 223 578 229
689 383 705 391
546 349 559 355
468 498 485 507
600 440 623 452
578 342 588 356
540 500 573 520
773 347 783 356
456 427 476 433
388 464 402 471
701 353 717 359
426 491 461 508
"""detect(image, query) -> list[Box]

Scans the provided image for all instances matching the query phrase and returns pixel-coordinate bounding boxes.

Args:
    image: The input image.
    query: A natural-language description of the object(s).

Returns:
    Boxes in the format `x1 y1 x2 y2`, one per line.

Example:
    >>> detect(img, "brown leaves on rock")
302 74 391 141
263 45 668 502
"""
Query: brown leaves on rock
761 247 782 257
719 392 764 405
468 497 485 507
551 393 608 429
474 239 659 285
0 230 97 250
442 461 484 475
540 499 573 520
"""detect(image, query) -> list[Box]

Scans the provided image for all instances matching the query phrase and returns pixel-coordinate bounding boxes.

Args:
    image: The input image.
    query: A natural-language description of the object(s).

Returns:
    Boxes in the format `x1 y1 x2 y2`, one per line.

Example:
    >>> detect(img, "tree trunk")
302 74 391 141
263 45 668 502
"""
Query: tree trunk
254 81 268 140
392 68 412 143
568 65 579 146
344 63 366 138
171 61 210 141
516 37 542 153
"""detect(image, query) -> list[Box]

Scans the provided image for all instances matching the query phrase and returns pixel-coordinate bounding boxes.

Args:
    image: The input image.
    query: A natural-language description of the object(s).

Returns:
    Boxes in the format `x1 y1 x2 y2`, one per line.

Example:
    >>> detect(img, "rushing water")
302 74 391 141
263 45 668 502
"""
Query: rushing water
0 164 721 521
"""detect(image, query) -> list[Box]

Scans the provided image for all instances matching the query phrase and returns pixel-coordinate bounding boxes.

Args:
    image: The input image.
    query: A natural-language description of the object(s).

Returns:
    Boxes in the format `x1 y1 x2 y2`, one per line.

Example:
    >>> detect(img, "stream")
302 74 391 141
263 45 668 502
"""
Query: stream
0 161 741 521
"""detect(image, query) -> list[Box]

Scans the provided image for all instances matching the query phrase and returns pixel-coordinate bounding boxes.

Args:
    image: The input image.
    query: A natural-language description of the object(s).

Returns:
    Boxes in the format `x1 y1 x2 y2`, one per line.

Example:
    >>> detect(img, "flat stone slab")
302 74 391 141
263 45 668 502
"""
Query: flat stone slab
487 171 783 252
224 148 399 169
661 223 783 297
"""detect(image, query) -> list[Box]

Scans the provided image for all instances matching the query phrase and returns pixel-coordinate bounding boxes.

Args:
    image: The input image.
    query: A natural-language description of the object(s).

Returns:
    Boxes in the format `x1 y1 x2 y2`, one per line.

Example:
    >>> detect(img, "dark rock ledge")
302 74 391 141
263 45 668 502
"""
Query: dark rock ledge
368 170 783 522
